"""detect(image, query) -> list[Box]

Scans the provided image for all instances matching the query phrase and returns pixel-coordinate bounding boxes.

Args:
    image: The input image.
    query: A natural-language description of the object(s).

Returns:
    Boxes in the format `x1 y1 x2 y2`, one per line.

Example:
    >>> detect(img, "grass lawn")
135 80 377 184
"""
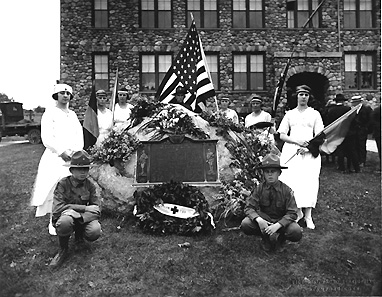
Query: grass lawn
0 142 381 297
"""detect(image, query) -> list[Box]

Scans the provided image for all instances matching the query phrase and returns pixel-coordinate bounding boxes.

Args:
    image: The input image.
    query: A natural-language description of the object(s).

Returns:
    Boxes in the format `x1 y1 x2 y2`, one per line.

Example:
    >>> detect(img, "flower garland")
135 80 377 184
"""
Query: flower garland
138 105 209 140
134 181 214 235
89 129 141 163
200 110 244 137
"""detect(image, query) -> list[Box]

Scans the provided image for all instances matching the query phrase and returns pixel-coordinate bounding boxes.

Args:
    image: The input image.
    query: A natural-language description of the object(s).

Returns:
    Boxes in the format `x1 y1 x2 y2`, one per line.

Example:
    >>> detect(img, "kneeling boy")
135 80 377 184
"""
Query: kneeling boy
241 154 302 252
50 150 101 268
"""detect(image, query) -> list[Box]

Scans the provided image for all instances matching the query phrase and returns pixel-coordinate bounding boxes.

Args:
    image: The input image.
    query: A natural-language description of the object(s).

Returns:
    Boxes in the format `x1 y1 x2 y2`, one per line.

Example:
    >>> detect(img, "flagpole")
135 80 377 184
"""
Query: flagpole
110 68 119 126
190 12 217 112
285 102 362 164
272 0 326 117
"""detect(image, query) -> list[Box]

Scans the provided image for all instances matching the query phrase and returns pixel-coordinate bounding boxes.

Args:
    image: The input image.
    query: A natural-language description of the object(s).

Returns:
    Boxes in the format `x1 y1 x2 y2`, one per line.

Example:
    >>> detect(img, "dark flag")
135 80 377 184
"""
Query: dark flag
155 19 216 112
83 83 99 149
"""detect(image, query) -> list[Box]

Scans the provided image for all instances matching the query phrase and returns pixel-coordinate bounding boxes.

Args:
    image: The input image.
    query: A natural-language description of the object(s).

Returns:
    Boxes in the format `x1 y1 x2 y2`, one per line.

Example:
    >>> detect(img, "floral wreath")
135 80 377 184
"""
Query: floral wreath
133 181 214 235
138 105 209 140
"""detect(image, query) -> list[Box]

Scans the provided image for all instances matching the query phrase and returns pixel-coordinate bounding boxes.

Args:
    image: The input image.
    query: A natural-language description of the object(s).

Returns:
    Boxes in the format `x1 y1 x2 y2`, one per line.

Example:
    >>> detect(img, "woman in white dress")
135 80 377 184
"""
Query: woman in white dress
95 89 113 146
30 83 84 235
114 87 134 128
277 85 324 229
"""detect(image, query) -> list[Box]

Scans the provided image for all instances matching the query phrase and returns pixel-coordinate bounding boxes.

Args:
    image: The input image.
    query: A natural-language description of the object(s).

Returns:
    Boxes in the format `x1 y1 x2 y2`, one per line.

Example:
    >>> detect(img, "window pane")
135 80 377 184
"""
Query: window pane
287 11 294 28
345 54 357 71
298 0 309 10
249 0 262 10
233 0 246 10
142 74 156 91
249 11 262 28
142 11 155 27
204 0 217 10
233 11 246 28
158 0 171 10
94 0 107 10
297 11 309 27
159 55 172 72
344 0 356 10
234 73 247 90
142 0 155 10
360 0 372 10
250 55 263 72
206 55 217 72
234 55 246 72
210 73 218 88
158 11 171 28
359 11 372 28
361 54 373 71
188 0 200 10
95 11 108 28
344 11 356 28
142 55 155 72
250 73 263 90
360 72 373 89
188 11 201 27
95 79 108 91
345 72 357 89
204 11 217 28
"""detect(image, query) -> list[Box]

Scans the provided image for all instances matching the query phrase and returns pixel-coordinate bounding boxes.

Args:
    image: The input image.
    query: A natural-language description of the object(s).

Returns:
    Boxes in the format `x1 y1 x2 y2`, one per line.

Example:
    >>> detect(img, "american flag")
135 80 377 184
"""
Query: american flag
155 20 216 112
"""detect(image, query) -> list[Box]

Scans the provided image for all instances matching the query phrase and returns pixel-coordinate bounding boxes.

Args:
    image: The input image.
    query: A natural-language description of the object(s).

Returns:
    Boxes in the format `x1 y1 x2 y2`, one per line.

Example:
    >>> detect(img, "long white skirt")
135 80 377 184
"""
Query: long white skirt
30 149 71 217
279 143 321 208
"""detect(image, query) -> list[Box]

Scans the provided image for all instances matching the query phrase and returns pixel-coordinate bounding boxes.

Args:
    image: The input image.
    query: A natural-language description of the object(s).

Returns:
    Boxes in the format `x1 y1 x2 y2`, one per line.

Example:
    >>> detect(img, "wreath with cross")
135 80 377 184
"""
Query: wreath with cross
133 181 214 235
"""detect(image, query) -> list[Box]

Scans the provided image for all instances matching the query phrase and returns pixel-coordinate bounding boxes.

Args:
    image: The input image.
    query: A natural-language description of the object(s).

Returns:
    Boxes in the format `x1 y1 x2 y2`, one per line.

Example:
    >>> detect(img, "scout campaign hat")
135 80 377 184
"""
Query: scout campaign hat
67 150 92 168
173 86 187 95
258 154 288 169
249 93 262 103
295 85 311 94
52 83 73 100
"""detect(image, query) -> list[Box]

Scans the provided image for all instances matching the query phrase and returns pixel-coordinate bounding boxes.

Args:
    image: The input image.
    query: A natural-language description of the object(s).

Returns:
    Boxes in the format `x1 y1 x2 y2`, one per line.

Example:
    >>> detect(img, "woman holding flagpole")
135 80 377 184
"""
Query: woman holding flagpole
277 85 324 229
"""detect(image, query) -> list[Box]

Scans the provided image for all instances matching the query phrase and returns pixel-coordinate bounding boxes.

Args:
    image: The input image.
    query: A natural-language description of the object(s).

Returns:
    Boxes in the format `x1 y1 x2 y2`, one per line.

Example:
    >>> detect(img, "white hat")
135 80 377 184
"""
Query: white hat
52 84 73 99
350 95 363 103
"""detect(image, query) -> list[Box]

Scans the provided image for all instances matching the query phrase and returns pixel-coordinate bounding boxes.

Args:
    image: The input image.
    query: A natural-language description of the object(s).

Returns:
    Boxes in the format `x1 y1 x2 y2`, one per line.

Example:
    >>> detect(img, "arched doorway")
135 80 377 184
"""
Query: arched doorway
285 72 329 114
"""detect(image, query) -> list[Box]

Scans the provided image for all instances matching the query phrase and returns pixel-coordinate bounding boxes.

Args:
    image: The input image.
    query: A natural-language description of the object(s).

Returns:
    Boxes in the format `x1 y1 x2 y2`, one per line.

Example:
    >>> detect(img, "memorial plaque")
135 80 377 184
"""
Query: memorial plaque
136 136 218 183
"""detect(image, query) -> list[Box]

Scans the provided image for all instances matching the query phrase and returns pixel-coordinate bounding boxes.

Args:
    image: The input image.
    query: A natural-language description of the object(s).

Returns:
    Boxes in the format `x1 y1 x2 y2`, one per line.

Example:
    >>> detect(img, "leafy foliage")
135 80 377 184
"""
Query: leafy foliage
138 105 209 140
129 96 165 127
200 110 244 137
134 181 213 235
89 129 141 163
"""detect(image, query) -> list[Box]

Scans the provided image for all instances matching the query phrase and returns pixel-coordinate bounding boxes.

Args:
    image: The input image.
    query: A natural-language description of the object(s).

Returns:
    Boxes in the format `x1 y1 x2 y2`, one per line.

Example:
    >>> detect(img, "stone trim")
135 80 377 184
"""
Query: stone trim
274 52 342 58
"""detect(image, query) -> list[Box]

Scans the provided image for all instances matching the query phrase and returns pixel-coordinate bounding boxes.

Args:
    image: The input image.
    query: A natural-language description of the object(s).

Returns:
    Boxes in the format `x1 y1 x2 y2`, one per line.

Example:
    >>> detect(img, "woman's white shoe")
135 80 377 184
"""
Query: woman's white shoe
305 217 315 229
48 222 57 235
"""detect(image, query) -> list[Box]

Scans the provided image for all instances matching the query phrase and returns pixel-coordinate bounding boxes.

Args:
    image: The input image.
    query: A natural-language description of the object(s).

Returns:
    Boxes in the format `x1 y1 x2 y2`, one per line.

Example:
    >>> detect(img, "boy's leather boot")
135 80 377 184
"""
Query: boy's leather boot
49 236 70 268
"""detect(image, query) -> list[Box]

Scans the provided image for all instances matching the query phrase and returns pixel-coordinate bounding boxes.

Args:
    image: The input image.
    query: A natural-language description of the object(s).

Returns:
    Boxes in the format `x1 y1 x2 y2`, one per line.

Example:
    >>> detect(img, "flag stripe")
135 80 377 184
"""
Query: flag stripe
83 83 99 149
320 104 361 154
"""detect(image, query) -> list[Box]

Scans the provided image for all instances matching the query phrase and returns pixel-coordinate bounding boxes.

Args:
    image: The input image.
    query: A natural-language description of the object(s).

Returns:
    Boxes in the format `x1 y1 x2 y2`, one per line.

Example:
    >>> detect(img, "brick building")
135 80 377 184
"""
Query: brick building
60 0 381 119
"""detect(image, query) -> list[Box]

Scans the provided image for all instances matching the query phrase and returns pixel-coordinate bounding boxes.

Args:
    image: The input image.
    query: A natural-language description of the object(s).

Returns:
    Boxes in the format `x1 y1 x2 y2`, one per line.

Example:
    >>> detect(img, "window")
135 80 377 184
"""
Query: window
232 0 264 28
233 53 264 91
93 0 108 28
287 0 321 28
344 0 375 28
141 0 172 28
141 53 172 91
93 54 109 90
187 0 218 28
344 53 376 90
205 53 219 89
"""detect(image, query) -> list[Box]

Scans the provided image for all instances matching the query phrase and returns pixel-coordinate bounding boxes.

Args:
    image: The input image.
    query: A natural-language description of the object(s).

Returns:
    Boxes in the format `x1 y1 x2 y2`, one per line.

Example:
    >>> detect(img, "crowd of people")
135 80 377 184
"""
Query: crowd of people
30 82 380 267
